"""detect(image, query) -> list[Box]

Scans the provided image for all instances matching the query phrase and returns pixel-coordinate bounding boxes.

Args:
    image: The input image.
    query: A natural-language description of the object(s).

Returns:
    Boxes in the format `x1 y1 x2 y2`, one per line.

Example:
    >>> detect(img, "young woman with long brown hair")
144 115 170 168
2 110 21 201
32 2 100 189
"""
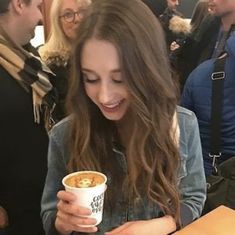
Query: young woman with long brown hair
41 0 206 234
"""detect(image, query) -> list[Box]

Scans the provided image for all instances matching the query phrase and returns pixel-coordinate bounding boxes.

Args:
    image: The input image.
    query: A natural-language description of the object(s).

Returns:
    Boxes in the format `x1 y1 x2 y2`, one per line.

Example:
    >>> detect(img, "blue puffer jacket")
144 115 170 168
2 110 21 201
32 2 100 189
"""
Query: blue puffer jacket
181 32 235 176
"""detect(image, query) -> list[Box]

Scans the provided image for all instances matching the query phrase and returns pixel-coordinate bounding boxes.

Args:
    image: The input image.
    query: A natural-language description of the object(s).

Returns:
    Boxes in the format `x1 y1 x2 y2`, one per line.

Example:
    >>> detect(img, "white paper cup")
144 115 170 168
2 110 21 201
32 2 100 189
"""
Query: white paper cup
62 171 107 227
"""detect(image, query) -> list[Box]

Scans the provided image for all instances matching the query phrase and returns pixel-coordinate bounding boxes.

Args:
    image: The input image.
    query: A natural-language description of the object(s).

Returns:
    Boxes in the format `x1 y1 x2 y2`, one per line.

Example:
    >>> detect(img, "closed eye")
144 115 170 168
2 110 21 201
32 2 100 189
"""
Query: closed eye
83 73 99 83
84 79 98 84
111 72 123 84
112 79 123 84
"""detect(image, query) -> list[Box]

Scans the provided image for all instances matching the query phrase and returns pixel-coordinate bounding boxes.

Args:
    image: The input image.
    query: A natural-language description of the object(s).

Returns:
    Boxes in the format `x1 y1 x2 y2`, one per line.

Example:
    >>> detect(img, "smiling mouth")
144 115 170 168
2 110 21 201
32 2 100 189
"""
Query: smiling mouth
101 100 124 112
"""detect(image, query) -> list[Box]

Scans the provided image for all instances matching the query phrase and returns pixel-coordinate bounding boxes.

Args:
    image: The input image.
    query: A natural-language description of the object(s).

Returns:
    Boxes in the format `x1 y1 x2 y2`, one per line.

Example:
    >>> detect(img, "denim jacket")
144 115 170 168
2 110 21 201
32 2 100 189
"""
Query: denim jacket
41 106 206 235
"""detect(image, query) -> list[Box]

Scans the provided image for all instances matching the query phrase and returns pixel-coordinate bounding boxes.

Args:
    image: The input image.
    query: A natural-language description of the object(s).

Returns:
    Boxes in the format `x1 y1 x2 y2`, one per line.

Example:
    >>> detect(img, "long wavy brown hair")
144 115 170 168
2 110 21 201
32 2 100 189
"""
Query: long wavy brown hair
66 0 181 222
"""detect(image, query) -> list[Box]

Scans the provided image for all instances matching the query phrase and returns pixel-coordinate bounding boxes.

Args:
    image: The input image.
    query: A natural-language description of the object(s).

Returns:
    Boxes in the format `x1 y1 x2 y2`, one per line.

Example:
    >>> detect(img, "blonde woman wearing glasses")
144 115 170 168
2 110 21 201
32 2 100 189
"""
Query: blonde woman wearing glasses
39 0 91 123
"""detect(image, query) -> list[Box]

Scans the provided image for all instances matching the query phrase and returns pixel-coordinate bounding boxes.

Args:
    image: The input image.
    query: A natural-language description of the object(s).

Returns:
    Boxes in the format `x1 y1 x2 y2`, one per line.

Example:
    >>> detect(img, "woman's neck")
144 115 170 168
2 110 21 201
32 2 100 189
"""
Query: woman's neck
115 112 134 148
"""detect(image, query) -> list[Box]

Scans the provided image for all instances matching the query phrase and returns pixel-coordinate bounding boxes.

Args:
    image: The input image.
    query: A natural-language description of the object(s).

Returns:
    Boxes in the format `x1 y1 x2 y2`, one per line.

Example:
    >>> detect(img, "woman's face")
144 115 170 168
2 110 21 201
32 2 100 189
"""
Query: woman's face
81 39 130 121
59 0 87 40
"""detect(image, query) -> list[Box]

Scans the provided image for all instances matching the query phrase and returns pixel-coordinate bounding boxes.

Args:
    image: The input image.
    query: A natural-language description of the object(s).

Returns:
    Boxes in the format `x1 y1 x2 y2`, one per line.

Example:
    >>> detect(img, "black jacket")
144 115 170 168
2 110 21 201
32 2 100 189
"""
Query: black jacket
0 65 47 235
47 61 70 123
173 15 221 89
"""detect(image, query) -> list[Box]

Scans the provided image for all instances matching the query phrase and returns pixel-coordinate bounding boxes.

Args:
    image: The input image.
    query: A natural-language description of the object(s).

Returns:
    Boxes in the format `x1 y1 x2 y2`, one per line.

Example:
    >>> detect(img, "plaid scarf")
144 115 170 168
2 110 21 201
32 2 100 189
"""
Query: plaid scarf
0 26 57 131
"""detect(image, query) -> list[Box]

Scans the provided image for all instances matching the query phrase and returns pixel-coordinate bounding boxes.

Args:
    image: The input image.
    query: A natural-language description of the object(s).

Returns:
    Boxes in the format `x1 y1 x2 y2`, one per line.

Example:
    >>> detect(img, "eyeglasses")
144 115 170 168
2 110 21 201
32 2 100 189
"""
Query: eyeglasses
59 9 87 23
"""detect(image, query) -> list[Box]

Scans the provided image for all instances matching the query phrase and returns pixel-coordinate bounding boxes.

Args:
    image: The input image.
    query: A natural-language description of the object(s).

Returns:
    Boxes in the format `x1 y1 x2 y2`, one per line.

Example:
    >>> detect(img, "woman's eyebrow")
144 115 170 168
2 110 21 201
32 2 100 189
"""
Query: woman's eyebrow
82 68 121 74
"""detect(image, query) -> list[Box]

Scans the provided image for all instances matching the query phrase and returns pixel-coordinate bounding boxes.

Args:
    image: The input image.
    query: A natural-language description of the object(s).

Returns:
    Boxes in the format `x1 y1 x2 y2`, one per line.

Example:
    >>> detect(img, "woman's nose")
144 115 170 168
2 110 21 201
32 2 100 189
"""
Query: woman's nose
98 83 112 103
73 13 80 23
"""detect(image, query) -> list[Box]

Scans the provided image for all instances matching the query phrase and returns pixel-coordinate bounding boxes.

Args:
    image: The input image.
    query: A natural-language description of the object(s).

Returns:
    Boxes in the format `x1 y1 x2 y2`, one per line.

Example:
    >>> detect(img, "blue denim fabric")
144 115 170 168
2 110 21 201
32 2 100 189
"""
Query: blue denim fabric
41 106 206 235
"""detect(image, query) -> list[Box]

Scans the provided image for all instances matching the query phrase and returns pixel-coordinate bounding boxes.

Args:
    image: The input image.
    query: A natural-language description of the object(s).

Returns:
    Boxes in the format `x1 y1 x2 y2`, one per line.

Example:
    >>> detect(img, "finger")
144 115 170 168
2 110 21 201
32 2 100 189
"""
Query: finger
56 213 98 233
57 199 91 216
75 225 98 233
57 190 77 202
57 210 97 227
75 217 97 227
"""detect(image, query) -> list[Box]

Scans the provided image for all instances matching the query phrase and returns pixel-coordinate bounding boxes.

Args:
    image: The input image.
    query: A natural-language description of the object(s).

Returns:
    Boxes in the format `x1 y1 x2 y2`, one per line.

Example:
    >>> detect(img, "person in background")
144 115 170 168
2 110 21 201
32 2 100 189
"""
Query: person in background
170 0 211 91
190 0 210 34
142 0 167 18
208 0 235 57
174 0 235 89
181 31 235 176
143 0 190 51
0 0 57 234
41 0 206 234
170 0 210 51
167 0 179 10
143 0 190 93
39 0 91 122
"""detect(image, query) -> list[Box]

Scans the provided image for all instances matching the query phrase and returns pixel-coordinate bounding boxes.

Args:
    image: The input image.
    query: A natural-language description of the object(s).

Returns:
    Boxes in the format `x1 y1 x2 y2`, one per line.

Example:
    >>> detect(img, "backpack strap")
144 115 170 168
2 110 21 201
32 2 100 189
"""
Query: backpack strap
209 24 235 173
209 53 227 173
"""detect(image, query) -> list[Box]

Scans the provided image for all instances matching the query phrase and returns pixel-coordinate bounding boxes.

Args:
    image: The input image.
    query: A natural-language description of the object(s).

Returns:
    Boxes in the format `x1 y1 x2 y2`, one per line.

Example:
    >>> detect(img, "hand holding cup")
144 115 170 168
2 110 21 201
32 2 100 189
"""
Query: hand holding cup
55 190 98 234
61 171 107 230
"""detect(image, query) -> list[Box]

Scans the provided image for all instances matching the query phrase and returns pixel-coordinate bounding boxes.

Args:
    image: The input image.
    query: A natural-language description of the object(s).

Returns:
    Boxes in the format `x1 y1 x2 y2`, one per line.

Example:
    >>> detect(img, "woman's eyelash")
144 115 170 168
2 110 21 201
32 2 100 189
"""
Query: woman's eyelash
83 74 98 83
84 78 97 83
82 73 123 83
113 79 122 83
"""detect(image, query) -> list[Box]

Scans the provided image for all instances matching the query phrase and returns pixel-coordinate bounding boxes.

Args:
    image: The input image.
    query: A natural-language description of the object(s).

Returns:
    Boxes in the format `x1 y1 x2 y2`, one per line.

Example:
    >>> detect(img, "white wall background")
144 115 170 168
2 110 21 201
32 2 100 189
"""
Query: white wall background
30 25 45 48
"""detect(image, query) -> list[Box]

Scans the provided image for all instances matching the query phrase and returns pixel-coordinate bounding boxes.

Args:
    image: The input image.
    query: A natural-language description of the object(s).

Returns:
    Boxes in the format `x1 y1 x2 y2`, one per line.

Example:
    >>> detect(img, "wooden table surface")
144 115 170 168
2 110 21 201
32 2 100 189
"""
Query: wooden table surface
173 206 235 235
